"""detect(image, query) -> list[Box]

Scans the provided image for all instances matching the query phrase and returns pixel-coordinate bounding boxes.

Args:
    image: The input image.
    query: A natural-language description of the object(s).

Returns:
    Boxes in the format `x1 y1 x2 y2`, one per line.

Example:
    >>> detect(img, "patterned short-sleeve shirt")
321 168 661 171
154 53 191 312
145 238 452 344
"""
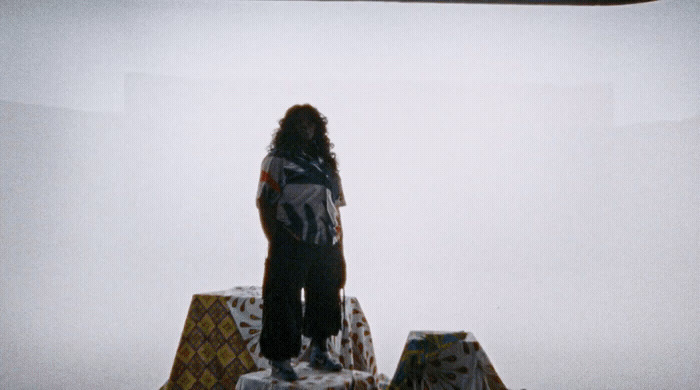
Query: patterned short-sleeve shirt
257 150 346 245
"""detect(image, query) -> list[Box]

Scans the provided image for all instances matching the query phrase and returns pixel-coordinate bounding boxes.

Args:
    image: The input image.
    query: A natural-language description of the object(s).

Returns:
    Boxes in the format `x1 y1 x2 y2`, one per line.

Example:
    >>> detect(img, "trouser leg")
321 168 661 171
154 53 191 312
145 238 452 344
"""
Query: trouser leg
303 243 346 343
260 232 308 361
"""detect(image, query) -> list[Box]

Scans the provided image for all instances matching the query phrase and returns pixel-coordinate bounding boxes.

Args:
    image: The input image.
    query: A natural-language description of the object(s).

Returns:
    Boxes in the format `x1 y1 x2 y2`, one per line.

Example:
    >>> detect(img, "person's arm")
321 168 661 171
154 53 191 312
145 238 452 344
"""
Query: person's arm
335 210 344 248
258 201 278 242
257 155 284 241
333 172 346 248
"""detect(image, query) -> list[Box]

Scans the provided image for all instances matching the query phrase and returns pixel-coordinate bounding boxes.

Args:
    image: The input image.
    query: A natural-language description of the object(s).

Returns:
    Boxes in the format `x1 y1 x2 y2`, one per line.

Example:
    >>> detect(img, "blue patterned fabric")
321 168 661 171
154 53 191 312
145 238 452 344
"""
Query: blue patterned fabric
388 331 507 390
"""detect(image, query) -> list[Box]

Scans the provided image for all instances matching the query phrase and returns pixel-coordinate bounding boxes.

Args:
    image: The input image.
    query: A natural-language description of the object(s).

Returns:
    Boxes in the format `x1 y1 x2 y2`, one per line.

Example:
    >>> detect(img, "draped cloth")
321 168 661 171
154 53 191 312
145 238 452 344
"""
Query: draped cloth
387 331 507 390
161 287 377 390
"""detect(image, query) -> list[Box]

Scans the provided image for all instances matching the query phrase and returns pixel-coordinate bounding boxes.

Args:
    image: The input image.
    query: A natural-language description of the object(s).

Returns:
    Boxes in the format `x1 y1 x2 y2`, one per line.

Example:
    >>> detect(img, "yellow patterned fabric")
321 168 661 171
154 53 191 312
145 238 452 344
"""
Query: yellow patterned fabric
162 287 378 390
162 293 257 390
387 331 507 390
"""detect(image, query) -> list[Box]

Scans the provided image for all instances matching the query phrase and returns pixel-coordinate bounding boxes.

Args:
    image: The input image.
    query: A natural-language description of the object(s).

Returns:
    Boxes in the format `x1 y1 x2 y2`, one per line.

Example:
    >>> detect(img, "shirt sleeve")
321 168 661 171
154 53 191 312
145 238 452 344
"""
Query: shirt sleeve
256 154 284 208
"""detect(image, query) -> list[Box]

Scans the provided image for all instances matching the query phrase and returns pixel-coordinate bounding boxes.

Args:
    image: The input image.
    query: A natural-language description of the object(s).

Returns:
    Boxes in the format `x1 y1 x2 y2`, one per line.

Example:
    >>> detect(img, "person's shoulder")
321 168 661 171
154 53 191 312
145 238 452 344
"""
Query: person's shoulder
262 149 286 162
261 150 294 172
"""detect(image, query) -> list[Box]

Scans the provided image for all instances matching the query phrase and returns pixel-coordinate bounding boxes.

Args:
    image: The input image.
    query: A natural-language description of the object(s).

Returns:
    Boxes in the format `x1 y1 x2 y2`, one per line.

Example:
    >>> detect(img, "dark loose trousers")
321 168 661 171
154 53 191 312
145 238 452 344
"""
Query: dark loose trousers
260 226 346 361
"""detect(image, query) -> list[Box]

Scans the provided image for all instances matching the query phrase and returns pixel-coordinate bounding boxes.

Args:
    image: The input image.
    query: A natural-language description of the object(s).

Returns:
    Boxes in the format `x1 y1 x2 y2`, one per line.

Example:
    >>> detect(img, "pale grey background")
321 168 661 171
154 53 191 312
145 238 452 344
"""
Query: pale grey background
1 1 698 389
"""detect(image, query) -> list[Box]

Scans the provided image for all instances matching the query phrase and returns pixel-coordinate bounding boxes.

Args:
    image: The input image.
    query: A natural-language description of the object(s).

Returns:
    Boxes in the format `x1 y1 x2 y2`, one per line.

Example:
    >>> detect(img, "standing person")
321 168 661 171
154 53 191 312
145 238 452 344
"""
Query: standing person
256 104 346 381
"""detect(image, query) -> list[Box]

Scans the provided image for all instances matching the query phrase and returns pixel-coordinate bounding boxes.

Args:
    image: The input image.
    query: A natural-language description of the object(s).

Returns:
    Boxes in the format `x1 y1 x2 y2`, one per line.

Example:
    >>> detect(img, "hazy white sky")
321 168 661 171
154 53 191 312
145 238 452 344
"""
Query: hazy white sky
1 1 698 389
1 0 698 125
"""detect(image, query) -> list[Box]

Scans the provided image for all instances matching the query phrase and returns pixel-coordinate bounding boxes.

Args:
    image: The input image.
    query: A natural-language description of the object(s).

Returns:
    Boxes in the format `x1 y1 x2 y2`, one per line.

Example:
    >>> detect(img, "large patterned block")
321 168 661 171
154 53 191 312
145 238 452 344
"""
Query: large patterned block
162 287 377 390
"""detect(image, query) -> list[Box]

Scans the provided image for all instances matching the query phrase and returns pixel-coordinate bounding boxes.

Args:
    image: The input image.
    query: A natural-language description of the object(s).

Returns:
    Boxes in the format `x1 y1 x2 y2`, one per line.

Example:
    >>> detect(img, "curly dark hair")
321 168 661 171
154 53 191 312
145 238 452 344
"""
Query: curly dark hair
269 104 338 173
